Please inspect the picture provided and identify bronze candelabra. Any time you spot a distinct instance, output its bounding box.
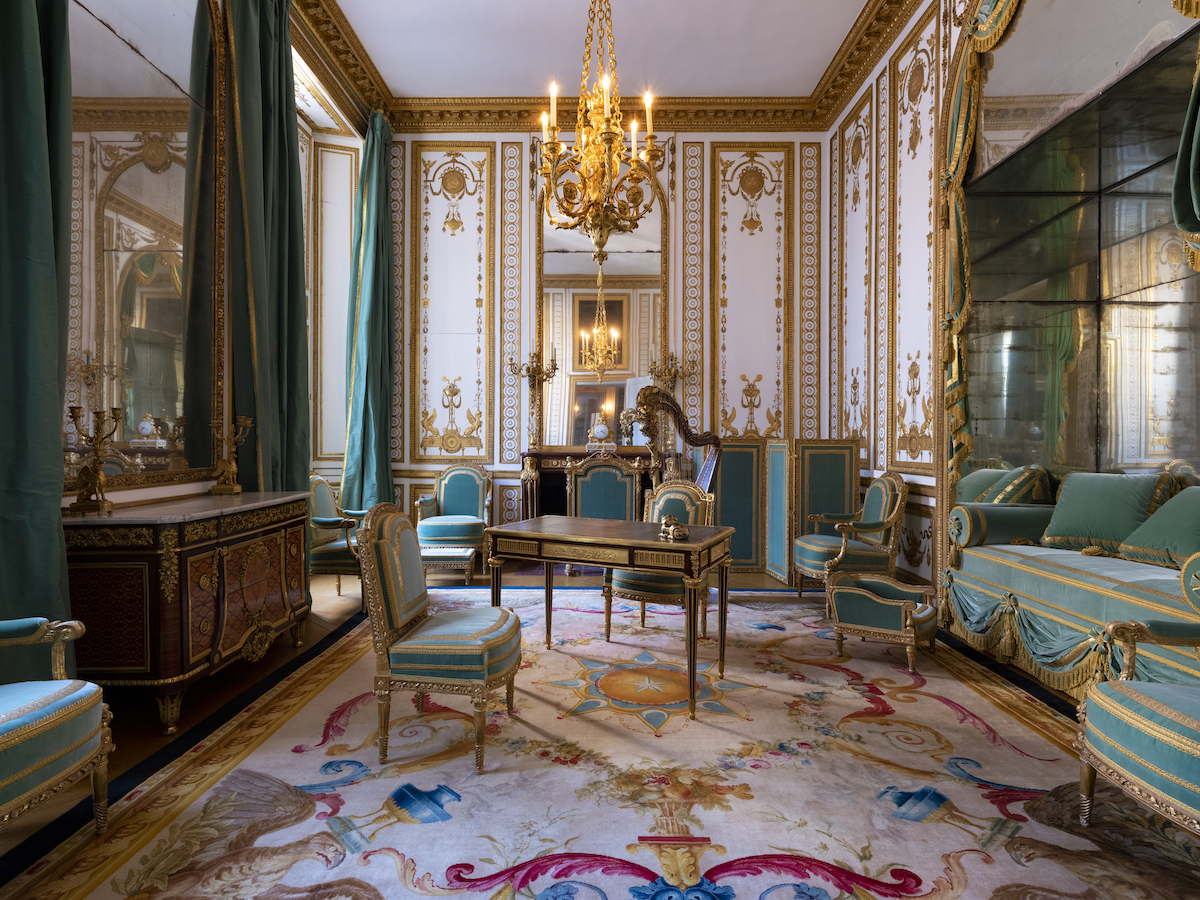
[508,351,558,451]
[67,406,122,516]
[648,352,698,394]
[210,416,253,494]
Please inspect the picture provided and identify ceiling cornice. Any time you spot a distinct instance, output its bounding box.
[73,98,189,131]
[295,0,925,134]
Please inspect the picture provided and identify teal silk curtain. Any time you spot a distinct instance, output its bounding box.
[1173,29,1200,266]
[182,0,216,468]
[340,112,395,510]
[227,0,309,492]
[941,0,1024,489]
[0,0,72,679]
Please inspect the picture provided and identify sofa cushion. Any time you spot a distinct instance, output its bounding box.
[955,468,1008,503]
[980,465,1050,504]
[1119,486,1200,568]
[1042,472,1175,553]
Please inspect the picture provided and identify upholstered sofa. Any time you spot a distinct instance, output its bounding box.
[944,470,1200,700]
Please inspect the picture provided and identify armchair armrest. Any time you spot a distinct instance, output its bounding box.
[340,509,368,520]
[0,618,86,679]
[836,518,888,535]
[413,495,437,522]
[312,516,357,529]
[810,512,859,524]
[1106,619,1200,680]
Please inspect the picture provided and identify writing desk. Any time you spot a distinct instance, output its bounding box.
[485,515,734,717]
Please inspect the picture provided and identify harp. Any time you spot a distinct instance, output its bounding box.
[633,385,721,491]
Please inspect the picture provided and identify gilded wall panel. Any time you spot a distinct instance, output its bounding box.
[410,143,495,464]
[311,142,359,462]
[889,4,939,473]
[500,142,523,465]
[682,142,706,427]
[829,131,841,438]
[543,290,568,446]
[876,68,890,473]
[837,93,874,459]
[798,143,821,439]
[66,141,86,431]
[390,140,405,464]
[709,144,794,440]
[499,484,522,525]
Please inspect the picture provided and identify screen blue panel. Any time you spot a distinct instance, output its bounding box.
[713,441,761,569]
[766,442,790,580]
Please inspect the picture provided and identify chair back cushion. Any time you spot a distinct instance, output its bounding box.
[437,466,487,518]
[571,463,639,520]
[644,481,713,526]
[362,506,429,634]
[309,474,339,544]
[859,476,902,549]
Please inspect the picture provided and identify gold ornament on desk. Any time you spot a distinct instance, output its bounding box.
[210,416,252,494]
[539,0,663,383]
[67,406,122,516]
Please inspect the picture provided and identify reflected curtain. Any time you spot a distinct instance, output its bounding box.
[340,112,395,510]
[182,0,216,467]
[227,0,309,492]
[941,0,1024,490]
[1172,24,1200,268]
[0,0,72,679]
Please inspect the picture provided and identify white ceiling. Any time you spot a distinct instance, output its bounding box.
[335,0,872,99]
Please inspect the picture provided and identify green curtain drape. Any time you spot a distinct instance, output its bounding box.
[182,0,216,468]
[340,112,395,511]
[0,0,72,680]
[227,0,309,492]
[941,0,1024,490]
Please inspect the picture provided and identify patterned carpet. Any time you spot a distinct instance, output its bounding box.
[7,590,1200,899]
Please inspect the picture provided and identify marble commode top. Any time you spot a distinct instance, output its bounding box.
[61,492,310,525]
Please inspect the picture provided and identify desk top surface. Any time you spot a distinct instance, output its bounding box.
[62,491,309,525]
[487,515,733,551]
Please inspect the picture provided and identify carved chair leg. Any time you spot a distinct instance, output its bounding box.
[415,692,426,714]
[834,630,844,656]
[795,569,805,602]
[906,644,917,675]
[91,759,109,834]
[337,575,341,595]
[473,695,488,774]
[1080,757,1097,827]
[640,601,647,627]
[376,686,391,763]
[603,583,614,641]
[506,677,515,713]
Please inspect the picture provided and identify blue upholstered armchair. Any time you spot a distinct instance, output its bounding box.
[793,471,908,608]
[604,479,715,639]
[358,505,521,774]
[413,464,492,563]
[1079,619,1200,837]
[0,618,113,834]
[309,472,367,596]
[563,452,646,576]
[826,572,936,674]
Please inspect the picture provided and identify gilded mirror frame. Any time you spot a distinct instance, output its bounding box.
[64,0,226,494]
[534,171,669,450]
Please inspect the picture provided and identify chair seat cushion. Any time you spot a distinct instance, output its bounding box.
[417,516,485,546]
[1084,679,1200,822]
[389,607,521,683]
[310,538,360,573]
[610,569,685,602]
[794,533,892,574]
[0,680,104,809]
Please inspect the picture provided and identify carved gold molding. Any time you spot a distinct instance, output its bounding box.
[72,98,189,130]
[295,0,926,133]
[106,189,185,247]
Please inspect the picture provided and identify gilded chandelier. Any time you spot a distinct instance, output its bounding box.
[540,0,663,382]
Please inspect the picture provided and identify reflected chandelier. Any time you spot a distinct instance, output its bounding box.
[540,0,663,381]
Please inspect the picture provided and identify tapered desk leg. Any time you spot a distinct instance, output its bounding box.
[684,576,703,719]
[544,561,554,649]
[489,555,503,607]
[718,561,730,679]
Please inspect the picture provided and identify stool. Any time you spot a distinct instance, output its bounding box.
[826,571,936,674]
[420,546,477,585]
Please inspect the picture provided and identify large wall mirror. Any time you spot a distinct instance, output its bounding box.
[963,4,1199,477]
[536,174,668,449]
[65,0,222,488]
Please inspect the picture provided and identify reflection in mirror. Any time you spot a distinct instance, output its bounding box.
[965,26,1200,478]
[538,175,667,448]
[975,0,1190,175]
[65,0,217,483]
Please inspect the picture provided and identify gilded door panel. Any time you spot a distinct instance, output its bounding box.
[218,532,287,659]
[186,550,218,665]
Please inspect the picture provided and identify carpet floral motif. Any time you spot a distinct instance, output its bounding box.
[7,590,1200,900]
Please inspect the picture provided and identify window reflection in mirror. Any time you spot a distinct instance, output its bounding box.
[67,0,216,480]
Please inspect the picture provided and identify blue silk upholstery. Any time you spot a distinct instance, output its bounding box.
[309,473,362,592]
[359,505,520,773]
[0,619,112,833]
[414,465,490,563]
